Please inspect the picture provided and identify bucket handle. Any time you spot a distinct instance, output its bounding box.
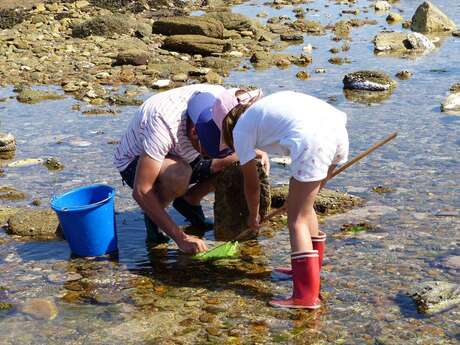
[51,189,115,212]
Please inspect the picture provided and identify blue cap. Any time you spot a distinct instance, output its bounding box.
[195,107,232,158]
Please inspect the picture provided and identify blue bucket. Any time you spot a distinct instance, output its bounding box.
[51,184,117,257]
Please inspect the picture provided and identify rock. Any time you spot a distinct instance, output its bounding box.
[343,71,396,91]
[74,0,90,9]
[203,71,223,84]
[375,1,391,11]
[453,30,460,37]
[16,88,64,104]
[333,20,351,39]
[214,162,270,241]
[291,19,325,35]
[280,33,303,42]
[162,35,227,56]
[449,83,460,92]
[72,15,134,38]
[172,73,188,82]
[315,68,326,73]
[344,89,394,104]
[0,186,26,201]
[44,157,64,171]
[250,51,272,67]
[108,94,143,106]
[395,70,413,80]
[5,208,60,240]
[409,281,460,314]
[374,31,434,53]
[206,11,260,32]
[0,301,13,310]
[0,132,16,156]
[0,8,27,30]
[152,79,171,89]
[295,71,310,80]
[441,256,460,270]
[20,298,58,320]
[114,49,149,66]
[152,17,224,39]
[441,93,460,113]
[7,158,44,168]
[386,12,403,24]
[411,1,457,33]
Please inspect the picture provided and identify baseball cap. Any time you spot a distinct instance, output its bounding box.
[187,89,224,124]
[195,107,232,158]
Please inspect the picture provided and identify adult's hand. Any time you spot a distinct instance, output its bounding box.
[177,235,208,254]
[255,150,270,176]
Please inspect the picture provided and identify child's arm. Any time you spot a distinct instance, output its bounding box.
[240,159,261,229]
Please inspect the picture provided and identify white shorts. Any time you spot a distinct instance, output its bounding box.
[290,126,349,182]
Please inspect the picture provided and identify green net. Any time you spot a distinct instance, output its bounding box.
[192,241,239,261]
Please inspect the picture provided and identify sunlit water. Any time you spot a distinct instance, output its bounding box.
[0,0,459,344]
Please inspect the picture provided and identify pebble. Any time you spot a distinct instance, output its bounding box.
[152,79,171,89]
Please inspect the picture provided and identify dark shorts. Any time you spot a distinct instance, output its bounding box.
[120,155,213,189]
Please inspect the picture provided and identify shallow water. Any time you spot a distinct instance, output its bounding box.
[1,0,460,344]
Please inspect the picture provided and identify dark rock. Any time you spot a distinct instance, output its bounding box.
[280,33,303,42]
[295,71,310,80]
[162,35,227,56]
[44,157,64,171]
[72,15,134,38]
[114,49,149,66]
[343,71,396,91]
[395,70,413,80]
[152,16,224,39]
[5,208,60,240]
[0,186,26,201]
[409,281,460,314]
[411,1,456,33]
[214,162,270,241]
[0,8,27,30]
[0,133,16,155]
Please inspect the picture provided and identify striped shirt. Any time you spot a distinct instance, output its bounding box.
[114,84,225,172]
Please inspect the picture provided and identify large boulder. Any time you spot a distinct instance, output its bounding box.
[4,207,60,240]
[72,15,135,38]
[162,35,227,56]
[411,1,456,33]
[152,16,224,38]
[214,162,270,241]
[343,71,396,91]
[374,31,435,53]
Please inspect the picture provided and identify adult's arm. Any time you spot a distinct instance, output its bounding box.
[240,158,261,230]
[132,153,207,254]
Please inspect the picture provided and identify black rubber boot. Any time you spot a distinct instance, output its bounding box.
[173,197,213,229]
[143,214,170,245]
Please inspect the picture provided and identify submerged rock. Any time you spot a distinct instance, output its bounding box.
[162,35,227,56]
[0,186,26,201]
[16,88,64,104]
[5,208,60,240]
[395,70,413,80]
[343,71,396,91]
[344,89,394,104]
[214,162,270,241]
[152,17,224,39]
[411,1,457,33]
[441,93,460,113]
[44,157,64,171]
[20,298,58,320]
[409,281,460,314]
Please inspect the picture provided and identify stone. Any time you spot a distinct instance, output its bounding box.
[114,49,149,66]
[344,89,394,104]
[280,34,303,42]
[396,70,413,80]
[333,20,351,39]
[374,31,434,53]
[409,281,460,314]
[214,162,270,241]
[162,35,227,56]
[72,15,134,38]
[291,19,325,35]
[5,208,60,240]
[412,1,457,32]
[74,1,90,9]
[152,17,224,39]
[295,71,310,80]
[44,157,64,171]
[449,83,460,92]
[343,71,396,91]
[206,11,260,32]
[386,12,403,24]
[16,88,64,104]
[315,68,326,73]
[0,186,26,201]
[203,71,223,84]
[441,93,460,113]
[0,132,16,155]
[20,298,58,320]
[453,30,460,37]
[172,73,188,82]
[375,1,391,12]
[108,94,143,106]
[152,79,171,89]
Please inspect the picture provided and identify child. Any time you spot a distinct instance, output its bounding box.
[211,89,349,309]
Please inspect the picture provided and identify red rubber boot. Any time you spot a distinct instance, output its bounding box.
[272,231,326,280]
[269,250,321,309]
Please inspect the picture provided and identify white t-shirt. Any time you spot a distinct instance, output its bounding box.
[233,91,349,182]
[114,84,225,172]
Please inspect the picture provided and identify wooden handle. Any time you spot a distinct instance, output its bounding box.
[263,132,398,223]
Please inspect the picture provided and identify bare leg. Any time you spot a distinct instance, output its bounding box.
[287,178,321,253]
[183,176,216,205]
[155,156,192,207]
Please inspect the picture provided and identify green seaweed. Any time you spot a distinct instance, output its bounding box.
[192,241,239,261]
